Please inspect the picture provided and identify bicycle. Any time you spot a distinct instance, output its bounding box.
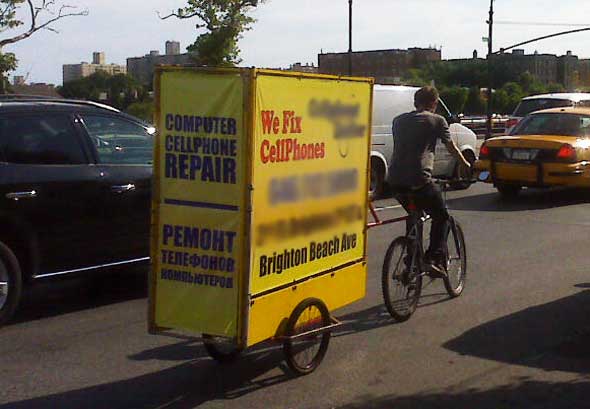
[381,179,468,322]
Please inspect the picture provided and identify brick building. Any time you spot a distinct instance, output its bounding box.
[267,62,319,73]
[577,59,590,87]
[127,41,194,86]
[11,76,61,98]
[289,62,318,73]
[494,49,590,89]
[318,47,441,84]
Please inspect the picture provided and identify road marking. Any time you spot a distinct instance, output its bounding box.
[374,204,402,211]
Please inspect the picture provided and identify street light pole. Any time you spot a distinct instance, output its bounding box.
[348,0,353,76]
[486,0,494,139]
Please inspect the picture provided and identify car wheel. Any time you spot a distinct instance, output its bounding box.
[497,184,521,198]
[0,241,22,326]
[369,159,385,200]
[451,151,476,190]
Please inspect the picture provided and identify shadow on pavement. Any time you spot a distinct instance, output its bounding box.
[10,267,148,325]
[333,284,449,338]
[443,287,590,374]
[447,187,590,212]
[2,297,461,409]
[337,287,590,409]
[338,378,590,409]
[129,338,212,362]
[128,304,402,364]
[333,295,448,340]
[130,286,449,364]
[0,345,294,409]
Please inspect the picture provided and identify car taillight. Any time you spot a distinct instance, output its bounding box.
[479,143,490,159]
[556,144,577,161]
[506,118,519,131]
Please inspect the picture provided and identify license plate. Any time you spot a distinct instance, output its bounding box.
[512,149,532,161]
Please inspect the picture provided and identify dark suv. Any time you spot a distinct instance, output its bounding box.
[0,98,154,324]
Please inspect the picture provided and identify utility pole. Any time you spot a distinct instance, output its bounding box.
[486,0,494,139]
[348,0,353,76]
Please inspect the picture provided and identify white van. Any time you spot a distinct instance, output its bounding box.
[370,85,478,198]
[506,93,590,134]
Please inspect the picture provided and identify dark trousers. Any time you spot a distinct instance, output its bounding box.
[393,182,449,259]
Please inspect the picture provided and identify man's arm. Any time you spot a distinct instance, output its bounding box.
[445,139,471,169]
[436,115,471,169]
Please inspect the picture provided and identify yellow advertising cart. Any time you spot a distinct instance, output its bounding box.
[149,66,374,375]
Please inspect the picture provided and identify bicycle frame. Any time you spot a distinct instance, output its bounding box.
[368,178,466,278]
[403,180,462,279]
[406,212,431,281]
[379,178,470,322]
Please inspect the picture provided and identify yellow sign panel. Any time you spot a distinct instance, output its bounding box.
[248,262,366,346]
[250,73,372,295]
[151,69,247,337]
[150,68,373,345]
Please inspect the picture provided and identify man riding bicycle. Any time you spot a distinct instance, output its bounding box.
[389,86,471,275]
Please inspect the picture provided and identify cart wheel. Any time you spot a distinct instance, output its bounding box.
[283,298,331,376]
[202,334,242,364]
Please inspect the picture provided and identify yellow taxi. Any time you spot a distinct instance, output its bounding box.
[475,107,590,197]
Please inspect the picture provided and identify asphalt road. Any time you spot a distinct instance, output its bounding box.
[1,183,590,409]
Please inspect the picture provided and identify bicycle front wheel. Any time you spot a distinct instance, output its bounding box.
[443,220,467,298]
[382,237,422,322]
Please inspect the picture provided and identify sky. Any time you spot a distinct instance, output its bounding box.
[6,0,590,85]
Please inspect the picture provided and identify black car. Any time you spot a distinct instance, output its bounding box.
[0,98,154,324]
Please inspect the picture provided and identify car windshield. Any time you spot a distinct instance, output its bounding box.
[512,113,590,136]
[513,99,574,117]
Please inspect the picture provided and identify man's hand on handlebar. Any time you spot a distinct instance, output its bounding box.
[445,140,471,171]
[460,157,472,169]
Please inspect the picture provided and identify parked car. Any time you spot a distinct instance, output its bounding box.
[0,98,154,324]
[476,106,590,197]
[505,93,590,134]
[370,85,478,198]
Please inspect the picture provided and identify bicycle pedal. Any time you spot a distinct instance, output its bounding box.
[426,264,447,279]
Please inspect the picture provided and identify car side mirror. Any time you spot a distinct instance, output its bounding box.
[448,114,460,124]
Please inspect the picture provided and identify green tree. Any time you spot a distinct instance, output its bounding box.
[410,60,488,89]
[517,71,548,95]
[160,0,265,66]
[0,52,16,91]
[518,72,534,92]
[503,82,524,96]
[107,73,147,110]
[126,100,155,123]
[440,86,468,114]
[491,88,510,114]
[501,82,525,114]
[464,87,486,115]
[546,82,566,93]
[58,72,147,111]
[0,1,87,91]
[402,68,429,87]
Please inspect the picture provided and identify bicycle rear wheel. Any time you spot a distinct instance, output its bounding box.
[443,220,467,298]
[382,237,422,322]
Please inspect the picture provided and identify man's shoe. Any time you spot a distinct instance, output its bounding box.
[425,261,447,279]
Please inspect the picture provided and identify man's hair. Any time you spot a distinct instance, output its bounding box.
[414,86,439,109]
